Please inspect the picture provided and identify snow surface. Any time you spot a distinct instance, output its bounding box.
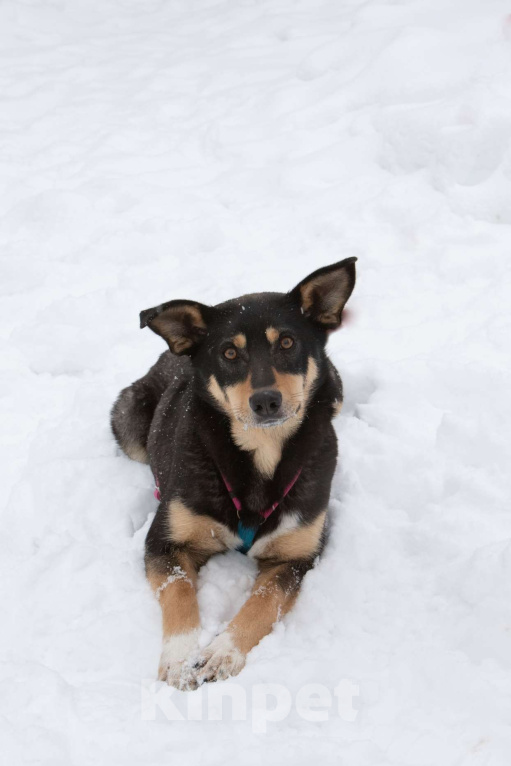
[1,0,511,763]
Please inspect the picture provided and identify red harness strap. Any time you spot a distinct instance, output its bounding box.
[221,468,302,521]
[221,468,302,553]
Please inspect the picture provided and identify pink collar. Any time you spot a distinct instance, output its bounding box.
[221,468,302,522]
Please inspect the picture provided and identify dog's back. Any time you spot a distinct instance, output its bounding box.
[111,351,190,464]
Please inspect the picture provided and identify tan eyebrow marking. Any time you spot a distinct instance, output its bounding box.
[233,333,247,349]
[265,327,279,344]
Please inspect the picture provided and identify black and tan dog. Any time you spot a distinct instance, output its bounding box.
[111,258,356,689]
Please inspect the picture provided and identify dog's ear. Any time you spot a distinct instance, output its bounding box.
[290,257,357,330]
[140,299,213,355]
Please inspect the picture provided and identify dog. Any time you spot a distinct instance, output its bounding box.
[111,258,356,689]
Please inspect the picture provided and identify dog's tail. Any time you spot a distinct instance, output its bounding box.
[111,351,186,464]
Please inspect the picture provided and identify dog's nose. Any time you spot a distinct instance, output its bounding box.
[249,390,283,419]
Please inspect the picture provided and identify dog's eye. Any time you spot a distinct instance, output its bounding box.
[280,336,294,350]
[224,347,237,360]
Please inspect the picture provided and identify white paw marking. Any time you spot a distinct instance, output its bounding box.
[158,630,200,690]
[195,632,246,683]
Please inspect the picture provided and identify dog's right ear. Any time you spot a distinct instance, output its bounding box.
[140,299,213,355]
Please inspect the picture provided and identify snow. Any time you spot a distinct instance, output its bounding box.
[1,0,511,763]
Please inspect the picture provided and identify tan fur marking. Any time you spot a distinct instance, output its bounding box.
[233,333,247,349]
[227,565,298,655]
[210,360,318,479]
[265,327,279,344]
[209,373,256,418]
[208,374,228,409]
[300,272,351,316]
[172,337,193,354]
[272,369,305,401]
[255,510,326,561]
[272,356,318,409]
[151,304,205,353]
[230,419,297,478]
[300,281,316,312]
[123,441,149,464]
[208,372,289,477]
[224,375,254,415]
[332,399,343,417]
[153,303,205,331]
[186,306,206,329]
[230,358,319,478]
[168,499,237,553]
[303,356,319,399]
[147,559,200,638]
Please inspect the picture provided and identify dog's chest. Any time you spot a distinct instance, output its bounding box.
[168,496,301,558]
[248,513,300,559]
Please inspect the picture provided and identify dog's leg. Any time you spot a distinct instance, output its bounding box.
[196,511,326,683]
[195,558,314,683]
[147,497,237,688]
[146,549,203,690]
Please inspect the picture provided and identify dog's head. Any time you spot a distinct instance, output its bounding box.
[140,259,356,431]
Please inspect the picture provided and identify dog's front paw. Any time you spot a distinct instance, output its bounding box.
[160,660,199,691]
[195,632,246,684]
[158,631,200,691]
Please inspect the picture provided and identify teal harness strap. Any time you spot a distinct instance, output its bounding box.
[237,522,258,554]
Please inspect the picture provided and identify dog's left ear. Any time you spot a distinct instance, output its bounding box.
[139,299,213,355]
[290,257,357,330]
